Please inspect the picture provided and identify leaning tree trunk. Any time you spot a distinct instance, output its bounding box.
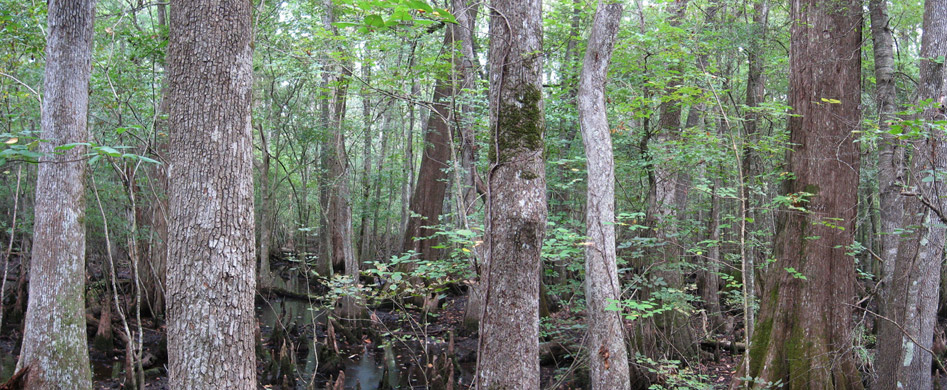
[737,0,864,388]
[578,1,630,388]
[165,0,257,388]
[874,1,947,388]
[16,0,95,388]
[475,0,547,386]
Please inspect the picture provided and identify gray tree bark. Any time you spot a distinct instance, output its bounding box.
[875,1,947,388]
[578,1,630,388]
[870,0,904,305]
[475,0,547,385]
[17,0,95,388]
[165,0,257,388]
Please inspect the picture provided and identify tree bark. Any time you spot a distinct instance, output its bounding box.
[475,0,547,385]
[401,33,454,264]
[874,1,947,388]
[738,0,863,388]
[578,1,630,388]
[165,0,257,388]
[325,66,362,318]
[17,0,95,388]
[870,0,904,306]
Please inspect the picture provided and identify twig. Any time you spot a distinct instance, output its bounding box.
[846,303,946,373]
[91,174,140,389]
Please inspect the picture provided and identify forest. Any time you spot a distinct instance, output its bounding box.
[0,0,945,388]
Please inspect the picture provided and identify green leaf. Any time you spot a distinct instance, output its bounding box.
[407,0,434,13]
[364,14,385,28]
[96,146,121,157]
[332,22,360,28]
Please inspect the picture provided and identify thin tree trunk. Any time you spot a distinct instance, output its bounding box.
[165,0,257,387]
[578,1,630,388]
[741,0,768,341]
[476,0,546,385]
[358,57,373,264]
[259,124,277,286]
[642,0,697,361]
[737,0,863,387]
[875,1,947,388]
[869,0,904,308]
[17,0,95,387]
[370,108,393,261]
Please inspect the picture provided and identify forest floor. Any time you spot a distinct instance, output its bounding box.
[0,254,742,389]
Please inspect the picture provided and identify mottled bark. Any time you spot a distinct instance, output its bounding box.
[875,1,947,388]
[578,1,630,388]
[17,0,95,388]
[165,0,257,388]
[475,0,547,385]
[739,0,863,388]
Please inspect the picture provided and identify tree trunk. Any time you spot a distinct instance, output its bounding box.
[358,57,374,264]
[321,2,359,308]
[17,1,95,387]
[874,1,947,388]
[578,1,630,388]
[870,0,904,307]
[258,124,277,286]
[738,0,863,388]
[165,0,257,388]
[741,0,769,341]
[325,66,362,318]
[642,0,698,361]
[475,0,547,386]
[402,25,466,265]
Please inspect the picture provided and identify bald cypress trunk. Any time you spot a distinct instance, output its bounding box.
[165,0,257,387]
[738,0,864,388]
[17,0,95,388]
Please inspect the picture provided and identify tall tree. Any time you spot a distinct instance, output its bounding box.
[741,0,769,341]
[874,1,947,388]
[165,0,257,387]
[739,0,863,387]
[578,0,630,388]
[475,0,547,385]
[641,0,698,361]
[401,34,454,266]
[16,0,95,388]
